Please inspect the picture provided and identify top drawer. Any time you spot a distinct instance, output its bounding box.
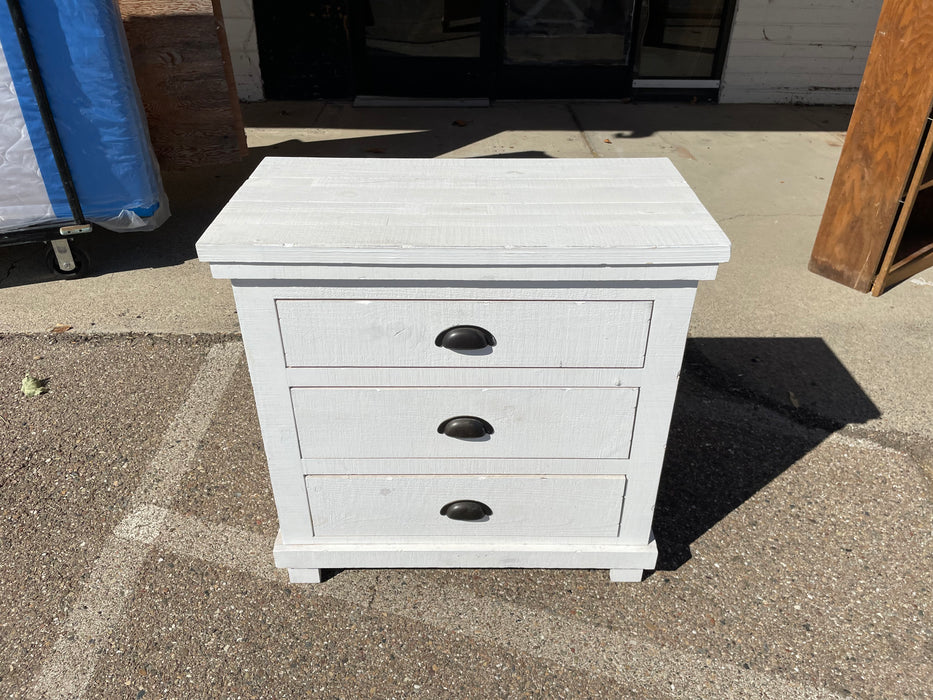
[277,299,652,368]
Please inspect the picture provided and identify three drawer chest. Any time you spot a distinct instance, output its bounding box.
[196,157,730,583]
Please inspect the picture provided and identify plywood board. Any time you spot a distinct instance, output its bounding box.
[118,0,247,170]
[809,0,933,292]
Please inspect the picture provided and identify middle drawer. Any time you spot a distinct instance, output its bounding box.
[290,387,638,459]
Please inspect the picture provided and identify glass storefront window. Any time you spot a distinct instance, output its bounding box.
[505,0,634,65]
[637,0,726,78]
[363,0,483,59]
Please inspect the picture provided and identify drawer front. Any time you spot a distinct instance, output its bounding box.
[291,387,638,459]
[305,475,626,539]
[277,299,652,368]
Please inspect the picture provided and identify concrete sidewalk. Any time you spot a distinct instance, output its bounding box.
[0,102,930,699]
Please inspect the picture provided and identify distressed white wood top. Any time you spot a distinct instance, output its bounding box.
[196,157,730,267]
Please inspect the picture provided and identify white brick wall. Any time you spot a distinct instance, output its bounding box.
[719,0,883,104]
[219,0,264,101]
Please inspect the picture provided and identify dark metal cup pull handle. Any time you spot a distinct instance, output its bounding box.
[435,325,496,350]
[440,500,492,521]
[437,416,494,438]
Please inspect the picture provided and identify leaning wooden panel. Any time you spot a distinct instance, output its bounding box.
[809,0,933,292]
[871,119,933,294]
[118,0,247,170]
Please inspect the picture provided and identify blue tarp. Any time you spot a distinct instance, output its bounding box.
[0,0,167,233]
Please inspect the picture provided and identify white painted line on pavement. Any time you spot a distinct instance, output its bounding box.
[112,503,169,545]
[140,504,281,583]
[825,433,909,456]
[29,341,243,700]
[145,509,843,700]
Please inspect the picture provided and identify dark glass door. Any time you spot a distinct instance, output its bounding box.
[350,0,495,97]
[255,0,735,99]
[636,0,733,79]
[497,0,635,98]
[350,0,636,98]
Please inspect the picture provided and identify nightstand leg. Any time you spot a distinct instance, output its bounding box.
[609,568,644,582]
[288,568,322,583]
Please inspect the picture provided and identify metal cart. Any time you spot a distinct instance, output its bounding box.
[1,0,168,277]
[1,0,90,276]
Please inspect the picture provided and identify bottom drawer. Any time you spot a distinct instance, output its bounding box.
[305,475,626,539]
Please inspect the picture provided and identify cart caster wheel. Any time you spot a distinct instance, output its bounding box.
[46,245,89,278]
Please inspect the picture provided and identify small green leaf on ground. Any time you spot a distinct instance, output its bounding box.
[22,374,48,397]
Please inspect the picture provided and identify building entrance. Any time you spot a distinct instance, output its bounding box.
[253,0,734,100]
[350,0,636,99]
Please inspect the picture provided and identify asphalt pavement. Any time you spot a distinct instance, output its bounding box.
[0,101,930,699]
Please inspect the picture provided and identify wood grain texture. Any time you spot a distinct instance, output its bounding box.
[304,475,626,539]
[200,158,728,578]
[273,533,659,570]
[118,0,247,170]
[230,281,699,548]
[196,158,731,266]
[881,241,933,287]
[290,387,638,459]
[277,299,653,369]
[809,0,933,291]
[231,284,313,543]
[872,120,933,293]
[207,262,721,281]
[229,281,699,547]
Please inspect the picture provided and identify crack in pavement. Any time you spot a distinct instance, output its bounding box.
[566,104,601,158]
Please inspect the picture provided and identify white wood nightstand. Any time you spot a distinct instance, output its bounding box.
[196,157,730,583]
